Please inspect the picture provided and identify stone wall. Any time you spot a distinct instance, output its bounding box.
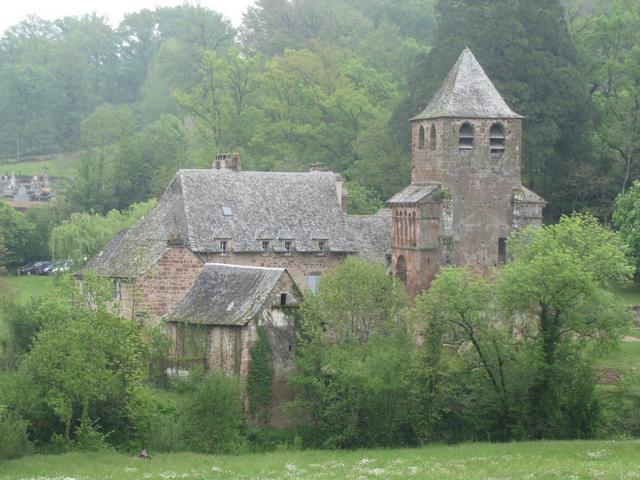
[198,250,348,292]
[119,247,204,322]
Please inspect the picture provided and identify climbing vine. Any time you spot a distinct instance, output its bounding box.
[247,325,274,424]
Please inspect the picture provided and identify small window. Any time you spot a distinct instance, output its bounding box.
[459,122,474,150]
[222,206,233,216]
[418,125,425,149]
[113,279,121,302]
[429,124,436,151]
[498,237,507,264]
[490,123,505,153]
[307,273,321,293]
[280,293,287,306]
[318,241,325,255]
[261,240,269,255]
[284,241,292,255]
[220,240,228,256]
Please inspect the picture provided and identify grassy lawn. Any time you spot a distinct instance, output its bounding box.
[2,275,57,304]
[0,151,81,177]
[1,440,639,479]
[596,341,640,370]
[610,281,640,306]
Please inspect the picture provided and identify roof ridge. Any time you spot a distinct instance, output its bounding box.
[204,263,285,272]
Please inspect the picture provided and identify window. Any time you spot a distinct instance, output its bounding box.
[307,273,321,293]
[220,240,228,256]
[498,237,507,264]
[429,124,436,151]
[261,240,269,255]
[113,279,121,302]
[318,240,325,255]
[490,123,505,153]
[284,241,292,255]
[459,122,474,150]
[418,125,425,149]
[222,206,233,216]
[280,293,287,306]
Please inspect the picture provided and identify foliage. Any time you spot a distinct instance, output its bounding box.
[183,372,247,454]
[497,214,633,438]
[0,405,31,459]
[291,258,412,448]
[247,325,274,425]
[345,181,383,214]
[613,180,640,272]
[0,202,36,266]
[6,274,150,447]
[49,198,155,267]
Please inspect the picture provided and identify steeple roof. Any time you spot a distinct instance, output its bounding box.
[412,48,523,120]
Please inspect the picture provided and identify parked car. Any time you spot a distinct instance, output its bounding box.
[33,261,52,275]
[44,260,72,275]
[17,261,36,275]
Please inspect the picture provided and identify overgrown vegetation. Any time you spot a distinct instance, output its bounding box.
[247,325,275,425]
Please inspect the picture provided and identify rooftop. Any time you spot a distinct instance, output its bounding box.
[412,48,523,121]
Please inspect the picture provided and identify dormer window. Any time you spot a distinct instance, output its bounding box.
[284,241,292,255]
[261,240,269,255]
[219,240,228,256]
[459,123,474,150]
[418,125,425,150]
[318,241,325,255]
[490,123,505,153]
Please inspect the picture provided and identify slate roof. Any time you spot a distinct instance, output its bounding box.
[514,185,547,204]
[412,48,523,120]
[387,183,441,204]
[164,264,289,326]
[83,176,189,277]
[85,168,391,278]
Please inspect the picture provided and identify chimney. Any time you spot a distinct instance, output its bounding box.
[213,153,241,171]
[335,174,348,212]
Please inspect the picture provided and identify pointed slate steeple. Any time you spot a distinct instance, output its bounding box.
[413,48,522,120]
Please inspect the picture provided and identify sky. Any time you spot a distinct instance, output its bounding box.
[0,0,256,34]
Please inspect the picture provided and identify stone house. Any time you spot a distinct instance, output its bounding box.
[388,48,545,296]
[84,158,390,322]
[164,263,301,427]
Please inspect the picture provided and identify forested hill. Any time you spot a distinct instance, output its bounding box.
[0,0,637,220]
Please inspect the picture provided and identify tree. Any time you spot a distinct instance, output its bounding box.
[290,258,413,448]
[400,0,593,218]
[497,214,633,437]
[573,0,640,199]
[0,202,36,267]
[612,180,640,273]
[49,199,156,267]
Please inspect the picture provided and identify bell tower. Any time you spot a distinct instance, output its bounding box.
[388,48,545,296]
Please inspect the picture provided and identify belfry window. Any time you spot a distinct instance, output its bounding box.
[490,123,505,153]
[459,123,474,150]
[418,125,425,150]
[429,124,436,151]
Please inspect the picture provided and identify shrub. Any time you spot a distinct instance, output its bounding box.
[183,372,247,453]
[0,405,31,459]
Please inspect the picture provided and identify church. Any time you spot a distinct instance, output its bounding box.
[84,48,544,424]
[388,48,545,296]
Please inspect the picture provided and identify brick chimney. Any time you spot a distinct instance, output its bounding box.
[213,153,241,171]
[335,174,348,212]
[309,163,329,172]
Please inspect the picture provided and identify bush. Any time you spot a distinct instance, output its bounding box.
[183,373,247,453]
[0,405,31,459]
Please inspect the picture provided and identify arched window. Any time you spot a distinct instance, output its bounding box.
[490,123,505,153]
[396,255,407,284]
[418,125,425,150]
[459,123,474,150]
[429,124,436,151]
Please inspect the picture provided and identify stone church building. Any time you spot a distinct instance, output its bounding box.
[388,48,545,296]
[84,47,544,424]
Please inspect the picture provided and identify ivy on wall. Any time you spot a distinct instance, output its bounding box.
[247,325,274,424]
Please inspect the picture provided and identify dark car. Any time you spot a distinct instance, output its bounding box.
[17,262,36,275]
[34,261,52,275]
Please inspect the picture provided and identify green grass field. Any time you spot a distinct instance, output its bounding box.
[1,440,639,479]
[0,151,81,177]
[2,275,57,304]
[610,281,640,306]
